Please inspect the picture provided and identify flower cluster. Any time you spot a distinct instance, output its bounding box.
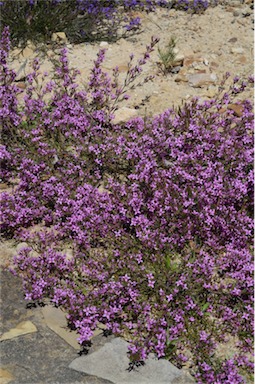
[1,27,254,383]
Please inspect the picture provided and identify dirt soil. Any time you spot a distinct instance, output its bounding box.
[9,0,254,118]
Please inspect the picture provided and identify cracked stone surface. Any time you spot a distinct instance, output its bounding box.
[0,269,113,384]
[0,269,195,384]
[69,338,195,384]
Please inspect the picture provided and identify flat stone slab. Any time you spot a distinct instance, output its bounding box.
[0,321,37,341]
[42,305,81,350]
[0,368,15,384]
[42,306,106,350]
[69,337,193,384]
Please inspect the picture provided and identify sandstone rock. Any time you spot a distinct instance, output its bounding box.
[42,306,106,349]
[51,32,68,44]
[16,82,26,90]
[0,368,14,384]
[21,46,34,59]
[175,68,188,83]
[42,306,80,350]
[0,321,37,341]
[236,55,247,64]
[183,56,204,68]
[112,107,139,124]
[227,103,244,117]
[0,183,9,190]
[188,73,217,88]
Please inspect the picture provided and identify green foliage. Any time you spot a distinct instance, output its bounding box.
[157,36,178,75]
[0,0,80,47]
[0,0,138,47]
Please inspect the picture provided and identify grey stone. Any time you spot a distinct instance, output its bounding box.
[188,73,217,88]
[69,337,192,384]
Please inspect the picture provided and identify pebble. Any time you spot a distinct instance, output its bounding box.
[242,7,252,17]
[16,82,26,90]
[230,47,244,54]
[228,37,238,43]
[21,46,34,59]
[233,10,240,17]
[112,107,139,124]
[51,32,68,44]
[99,41,109,47]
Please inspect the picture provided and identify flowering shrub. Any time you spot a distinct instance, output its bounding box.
[1,27,254,383]
[0,0,214,47]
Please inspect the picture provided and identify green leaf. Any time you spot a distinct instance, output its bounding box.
[202,302,210,312]
[165,254,171,270]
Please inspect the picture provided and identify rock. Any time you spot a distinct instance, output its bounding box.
[51,32,68,44]
[0,241,17,268]
[16,242,29,252]
[0,183,9,190]
[233,10,240,17]
[209,61,219,71]
[183,55,204,68]
[69,337,195,384]
[175,68,188,83]
[42,306,106,349]
[188,73,217,88]
[0,368,14,384]
[228,37,238,43]
[171,65,182,74]
[118,64,129,73]
[242,7,252,16]
[99,41,109,47]
[112,107,139,124]
[21,46,34,59]
[236,55,247,64]
[26,40,36,51]
[0,321,37,341]
[230,47,244,54]
[173,53,184,67]
[16,82,26,90]
[227,103,244,117]
[42,305,80,350]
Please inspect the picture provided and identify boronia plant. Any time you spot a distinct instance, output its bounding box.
[0,26,254,384]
